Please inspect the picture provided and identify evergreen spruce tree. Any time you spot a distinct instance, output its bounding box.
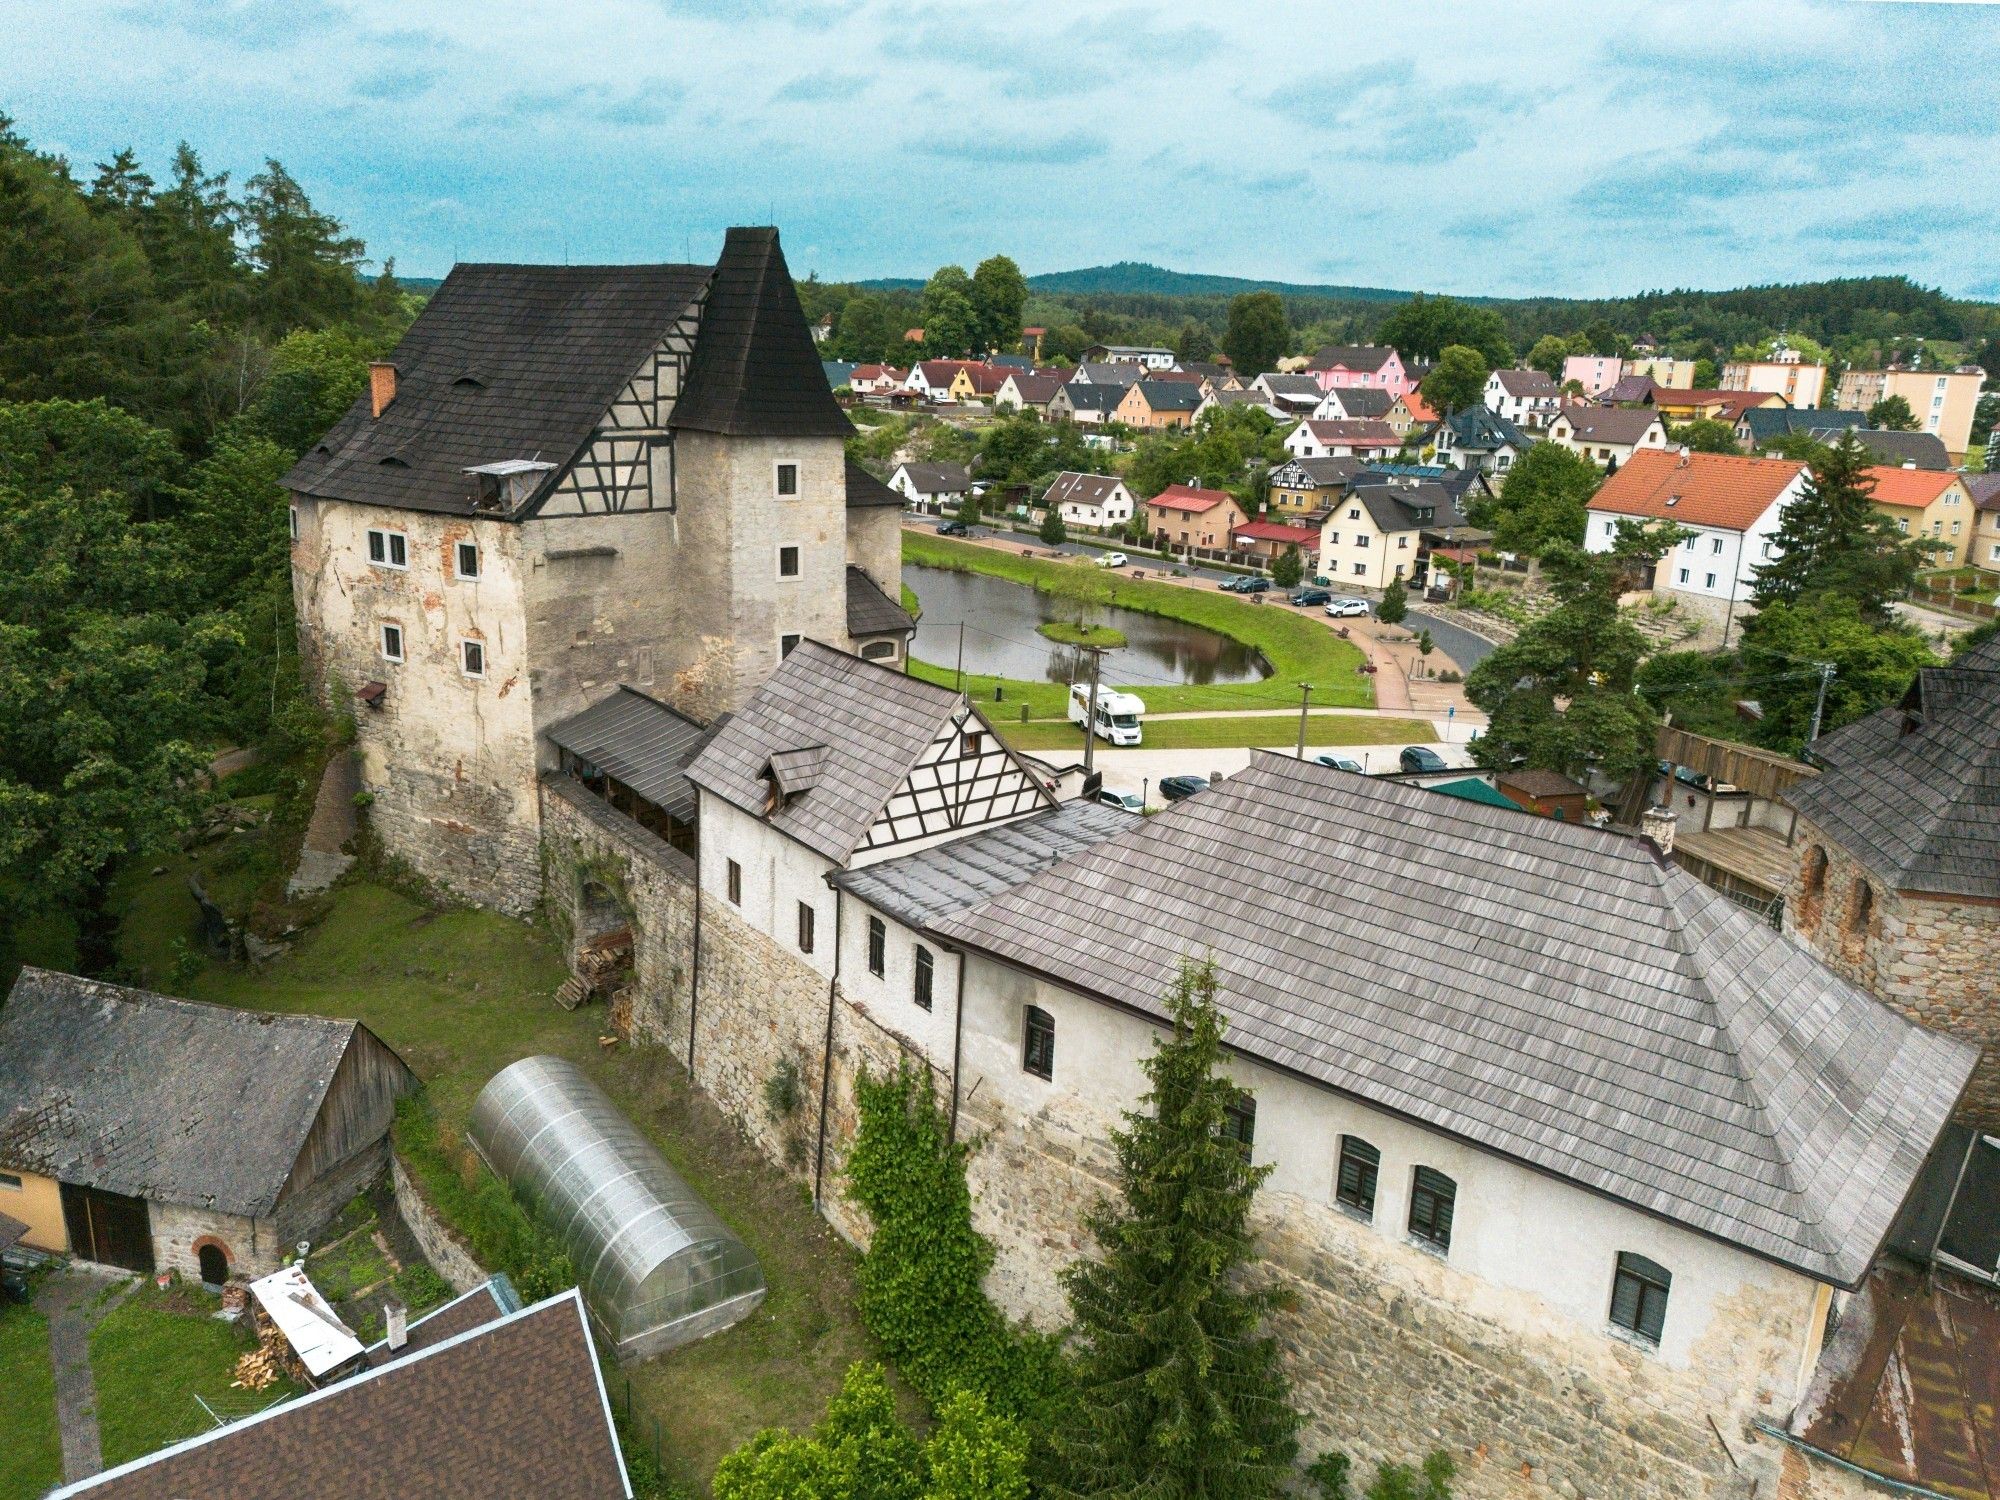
[1750,430,1927,622]
[1040,507,1069,547]
[1050,959,1301,1500]
[1377,575,1408,625]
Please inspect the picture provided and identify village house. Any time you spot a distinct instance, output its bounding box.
[1083,343,1177,369]
[1560,353,1623,397]
[1283,418,1402,460]
[993,370,1066,415]
[821,359,857,390]
[1386,387,1438,439]
[1308,385,1395,423]
[0,970,416,1284]
[847,363,905,395]
[283,227,906,912]
[1302,343,1411,397]
[1584,448,1809,629]
[1543,405,1670,468]
[1230,518,1319,569]
[1180,360,1239,391]
[1115,378,1203,429]
[1145,482,1248,553]
[1196,385,1285,422]
[1042,471,1135,530]
[1645,387,1784,426]
[1252,372,1328,417]
[1431,406,1530,473]
[1720,349,1827,410]
[1970,473,2000,572]
[1316,479,1468,590]
[1737,414,1948,471]
[1834,365,1986,460]
[1482,368,1562,429]
[1066,361,1145,389]
[1863,464,1976,567]
[49,1287,630,1500]
[1267,455,1363,517]
[1048,382,1124,425]
[886,460,971,512]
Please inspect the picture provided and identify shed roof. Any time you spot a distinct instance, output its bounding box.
[0,971,410,1218]
[933,755,1974,1286]
[544,688,713,823]
[846,567,915,639]
[844,459,904,509]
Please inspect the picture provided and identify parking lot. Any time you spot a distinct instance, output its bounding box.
[1088,730,1480,810]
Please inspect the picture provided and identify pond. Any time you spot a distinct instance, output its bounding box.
[905,565,1274,687]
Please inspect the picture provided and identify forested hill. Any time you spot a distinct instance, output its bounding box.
[860,263,1417,302]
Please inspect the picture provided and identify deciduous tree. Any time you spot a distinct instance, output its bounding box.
[1470,440,1599,556]
[970,255,1028,355]
[1223,292,1289,376]
[1866,394,1919,431]
[1666,418,1739,454]
[1420,345,1487,419]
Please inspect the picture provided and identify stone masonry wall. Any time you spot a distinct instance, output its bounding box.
[391,1153,489,1295]
[1786,815,2000,1127]
[149,1203,278,1282]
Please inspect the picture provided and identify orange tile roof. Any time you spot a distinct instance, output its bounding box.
[1399,391,1438,422]
[1586,448,1805,532]
[1148,483,1235,513]
[1864,466,1960,509]
[1233,520,1317,543]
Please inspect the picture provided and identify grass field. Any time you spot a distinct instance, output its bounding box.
[0,1304,64,1497]
[903,530,1373,716]
[110,850,883,1495]
[999,714,1437,753]
[91,1283,302,1469]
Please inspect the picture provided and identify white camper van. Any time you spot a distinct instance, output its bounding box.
[1068,683,1146,747]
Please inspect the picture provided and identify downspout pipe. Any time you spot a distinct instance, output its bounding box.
[947,947,968,1143]
[812,891,845,1209]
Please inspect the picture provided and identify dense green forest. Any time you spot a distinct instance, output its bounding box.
[0,115,415,973]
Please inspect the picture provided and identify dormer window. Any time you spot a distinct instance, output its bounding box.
[465,459,556,512]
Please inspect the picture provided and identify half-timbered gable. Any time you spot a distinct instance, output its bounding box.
[532,307,701,518]
[853,707,1052,861]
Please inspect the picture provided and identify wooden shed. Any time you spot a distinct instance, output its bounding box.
[1495,769,1592,822]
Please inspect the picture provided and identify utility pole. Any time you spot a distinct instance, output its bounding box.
[1295,682,1314,759]
[1081,646,1106,778]
[1808,662,1836,744]
[954,622,965,692]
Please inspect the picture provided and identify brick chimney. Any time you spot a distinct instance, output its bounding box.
[383,1296,408,1351]
[369,361,398,418]
[1640,805,1678,860]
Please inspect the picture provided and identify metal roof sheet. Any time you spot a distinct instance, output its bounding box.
[544,688,711,823]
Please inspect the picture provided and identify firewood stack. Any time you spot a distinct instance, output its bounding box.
[232,1303,310,1390]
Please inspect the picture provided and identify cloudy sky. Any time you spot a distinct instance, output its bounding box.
[7,0,1998,298]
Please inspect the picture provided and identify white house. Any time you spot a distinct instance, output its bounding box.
[1042,471,1135,530]
[886,461,971,512]
[1543,405,1670,468]
[1086,345,1177,370]
[1431,407,1530,474]
[1585,448,1810,622]
[1483,368,1562,429]
[1308,386,1395,423]
[1282,419,1402,460]
[848,364,905,395]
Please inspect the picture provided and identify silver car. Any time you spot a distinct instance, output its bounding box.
[1324,597,1371,618]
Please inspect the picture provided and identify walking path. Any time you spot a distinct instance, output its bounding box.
[288,752,358,897]
[37,1267,135,1484]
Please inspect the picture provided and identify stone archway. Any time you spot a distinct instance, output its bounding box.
[193,1237,232,1287]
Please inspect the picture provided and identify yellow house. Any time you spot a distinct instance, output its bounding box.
[1867,467,1976,568]
[1835,367,1986,461]
[1115,379,1201,430]
[0,1167,66,1253]
[1971,478,2000,574]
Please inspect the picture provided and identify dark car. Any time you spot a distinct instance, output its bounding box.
[937,520,970,536]
[1400,745,1448,774]
[1289,587,1331,607]
[1221,575,1271,594]
[1159,774,1208,802]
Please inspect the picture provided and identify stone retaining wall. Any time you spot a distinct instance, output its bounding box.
[390,1153,488,1295]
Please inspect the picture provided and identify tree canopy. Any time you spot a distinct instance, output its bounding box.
[1470,440,1600,556]
[1376,294,1512,366]
[1223,292,1289,375]
[1866,394,1919,431]
[1419,345,1488,418]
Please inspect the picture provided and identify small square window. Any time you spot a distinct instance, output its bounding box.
[867,916,885,977]
[455,541,480,580]
[380,624,404,663]
[1352,563,1366,576]
[797,901,816,954]
[726,859,742,905]
[778,545,800,579]
[460,639,485,678]
[780,633,801,658]
[776,462,799,497]
[914,945,934,1011]
[963,729,984,756]
[1023,1005,1054,1079]
[367,528,408,568]
[1336,1136,1378,1217]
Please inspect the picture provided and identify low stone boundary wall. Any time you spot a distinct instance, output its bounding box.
[391,1153,488,1295]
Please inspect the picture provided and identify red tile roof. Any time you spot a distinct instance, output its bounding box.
[1398,391,1438,422]
[1864,466,1960,509]
[1234,521,1318,544]
[1148,484,1235,514]
[1586,448,1806,532]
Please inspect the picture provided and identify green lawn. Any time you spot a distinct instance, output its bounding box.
[91,1283,302,1468]
[0,1305,63,1498]
[903,530,1373,716]
[999,714,1437,753]
[110,854,883,1494]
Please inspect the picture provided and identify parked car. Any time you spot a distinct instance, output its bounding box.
[1096,788,1144,812]
[1400,745,1448,773]
[1289,587,1331,607]
[1221,575,1271,594]
[1324,597,1371,618]
[1159,774,1208,802]
[1312,754,1363,773]
[937,520,970,536]
[1096,551,1130,568]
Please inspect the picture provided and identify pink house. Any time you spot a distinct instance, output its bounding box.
[1303,344,1410,398]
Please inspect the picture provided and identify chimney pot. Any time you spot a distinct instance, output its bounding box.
[369,361,398,419]
[384,1296,408,1351]
[1640,805,1678,860]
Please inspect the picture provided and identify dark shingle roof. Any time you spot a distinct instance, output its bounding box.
[1824,429,1949,470]
[1440,407,1529,452]
[833,801,1138,928]
[1136,380,1203,412]
[1552,405,1664,445]
[893,461,970,495]
[1788,644,2000,899]
[1306,344,1395,372]
[1043,472,1128,508]
[0,971,410,1217]
[283,263,710,516]
[1271,456,1362,490]
[933,755,1974,1286]
[846,567,915,639]
[1739,407,1867,444]
[1324,387,1393,418]
[53,1291,629,1500]
[844,460,904,509]
[544,687,713,823]
[672,228,852,440]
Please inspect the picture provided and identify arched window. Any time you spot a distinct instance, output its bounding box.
[1802,846,1827,898]
[196,1242,231,1287]
[1848,879,1874,933]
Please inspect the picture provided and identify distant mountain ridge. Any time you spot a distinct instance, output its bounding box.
[854,261,1418,302]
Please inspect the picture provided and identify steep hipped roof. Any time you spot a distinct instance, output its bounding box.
[1788,637,2000,900]
[52,1291,629,1500]
[844,459,904,509]
[934,756,1974,1286]
[1587,448,1804,533]
[284,262,710,516]
[544,687,713,823]
[833,801,1138,929]
[673,228,851,439]
[1968,473,2000,510]
[0,971,410,1217]
[846,566,915,639]
[1439,406,1529,452]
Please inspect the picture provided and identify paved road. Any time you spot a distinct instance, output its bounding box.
[1091,739,1479,810]
[1406,610,1498,673]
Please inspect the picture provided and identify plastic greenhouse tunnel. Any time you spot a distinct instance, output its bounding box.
[467,1055,766,1362]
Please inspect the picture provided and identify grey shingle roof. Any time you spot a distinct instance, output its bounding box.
[1043,472,1127,508]
[686,640,987,864]
[1788,642,2000,899]
[0,970,408,1217]
[844,460,903,509]
[1136,380,1203,412]
[1494,367,1560,398]
[1819,428,1949,470]
[673,228,852,440]
[1552,405,1663,445]
[284,263,710,516]
[833,801,1138,928]
[846,566,914,639]
[1739,407,1867,444]
[1324,387,1393,419]
[1070,363,1143,387]
[1306,345,1395,372]
[933,755,1974,1285]
[545,687,713,823]
[1260,374,1324,398]
[1271,456,1362,490]
[893,462,970,495]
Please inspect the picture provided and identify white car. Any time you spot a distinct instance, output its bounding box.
[1096,551,1130,568]
[1096,788,1144,812]
[1324,597,1371,618]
